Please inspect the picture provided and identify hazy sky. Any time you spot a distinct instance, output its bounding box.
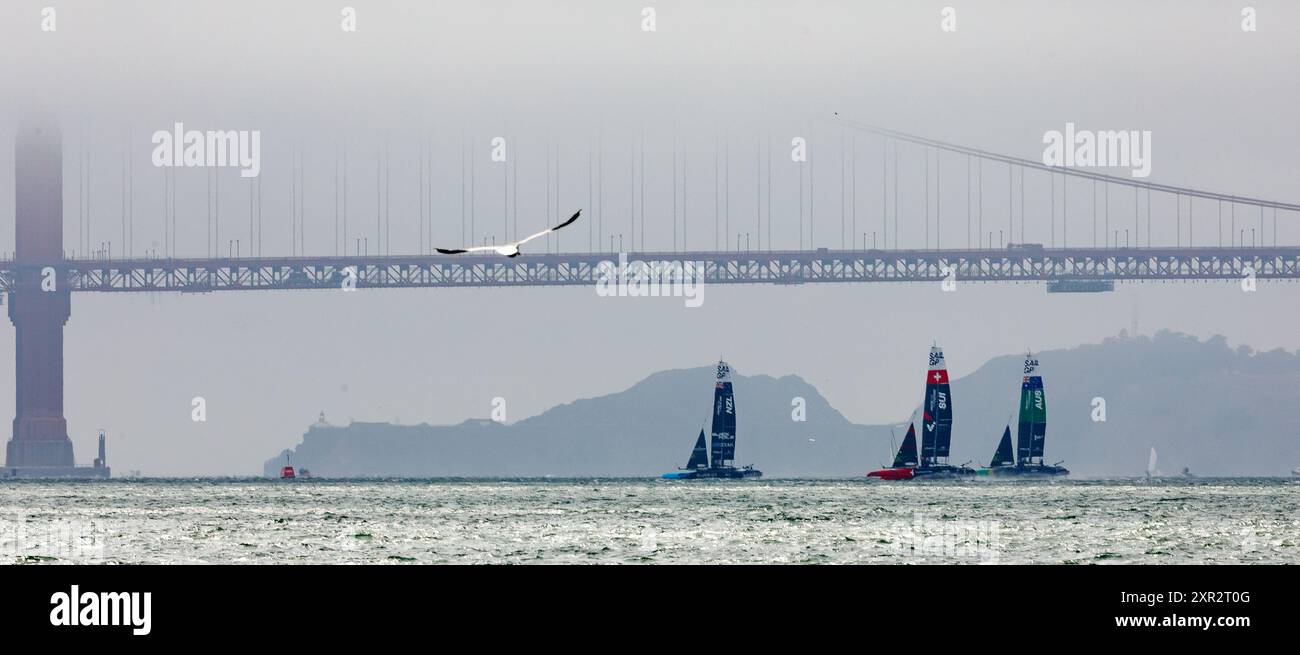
[1,1,1298,474]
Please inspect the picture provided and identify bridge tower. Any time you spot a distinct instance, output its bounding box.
[4,122,79,474]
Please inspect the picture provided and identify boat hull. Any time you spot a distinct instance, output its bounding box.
[976,464,1069,478]
[866,467,914,480]
[867,465,975,480]
[662,467,762,480]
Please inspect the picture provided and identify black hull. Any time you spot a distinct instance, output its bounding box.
[978,464,1070,478]
[910,464,976,479]
[662,466,762,480]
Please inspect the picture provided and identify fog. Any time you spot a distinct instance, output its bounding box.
[0,1,1297,474]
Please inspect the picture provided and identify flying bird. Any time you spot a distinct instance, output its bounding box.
[437,210,581,257]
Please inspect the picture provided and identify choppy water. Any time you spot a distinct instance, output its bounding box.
[2,478,1297,564]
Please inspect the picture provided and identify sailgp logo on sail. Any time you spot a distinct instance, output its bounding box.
[1042,122,1151,178]
[595,253,705,308]
[151,123,262,178]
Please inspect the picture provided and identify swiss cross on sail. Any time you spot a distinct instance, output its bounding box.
[921,346,953,466]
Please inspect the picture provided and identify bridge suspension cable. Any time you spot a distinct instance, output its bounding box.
[827,115,1300,212]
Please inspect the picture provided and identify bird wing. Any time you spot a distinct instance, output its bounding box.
[436,245,497,254]
[517,209,582,245]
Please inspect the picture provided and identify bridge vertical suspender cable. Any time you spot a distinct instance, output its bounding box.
[126,124,131,257]
[556,144,562,252]
[766,133,772,252]
[465,133,470,253]
[545,137,551,252]
[78,128,83,257]
[341,142,347,257]
[212,165,217,257]
[257,169,262,258]
[339,140,344,257]
[640,131,646,251]
[631,135,638,250]
[470,136,476,249]
[121,129,125,260]
[385,138,390,256]
[851,133,856,250]
[505,132,511,250]
[257,164,261,259]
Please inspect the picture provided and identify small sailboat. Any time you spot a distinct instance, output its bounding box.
[984,425,1015,469]
[977,353,1068,478]
[1146,447,1158,478]
[662,360,762,480]
[868,345,975,480]
[867,423,920,480]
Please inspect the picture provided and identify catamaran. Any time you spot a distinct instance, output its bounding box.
[868,345,975,480]
[977,353,1069,478]
[662,360,762,480]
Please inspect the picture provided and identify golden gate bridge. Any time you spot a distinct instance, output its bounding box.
[2,120,1298,475]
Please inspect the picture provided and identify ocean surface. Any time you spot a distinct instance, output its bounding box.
[2,478,1297,564]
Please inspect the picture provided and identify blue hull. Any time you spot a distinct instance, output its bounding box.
[661,467,762,480]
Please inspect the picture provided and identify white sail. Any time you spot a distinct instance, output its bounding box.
[1147,447,1158,477]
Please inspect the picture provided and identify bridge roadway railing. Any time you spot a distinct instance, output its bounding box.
[1,247,1299,293]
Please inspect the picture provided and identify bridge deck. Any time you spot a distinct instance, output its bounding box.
[1,246,1297,293]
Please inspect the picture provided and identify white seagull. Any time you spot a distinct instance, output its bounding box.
[437,210,581,257]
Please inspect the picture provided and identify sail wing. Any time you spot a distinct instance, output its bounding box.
[1016,355,1046,463]
[990,425,1015,467]
[709,361,737,467]
[686,429,709,469]
[921,346,953,464]
[892,423,919,468]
